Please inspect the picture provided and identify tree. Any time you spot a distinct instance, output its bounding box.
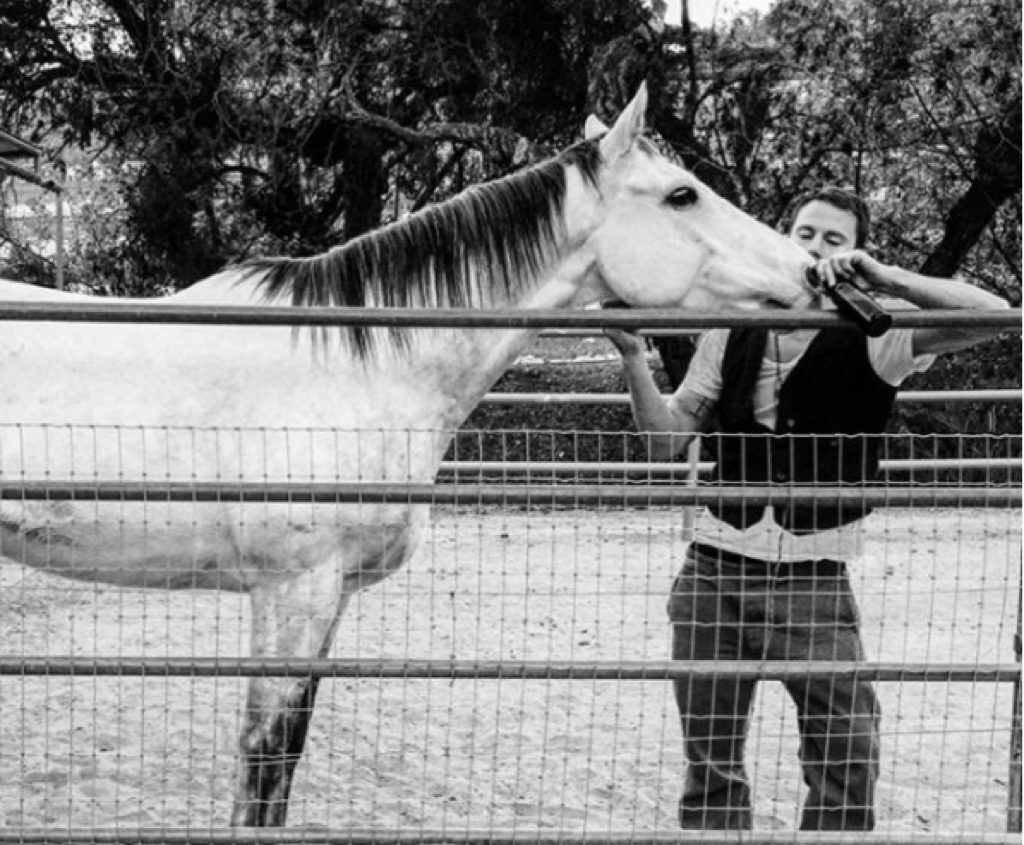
[585,0,1020,389]
[1,0,1019,312]
[0,0,646,289]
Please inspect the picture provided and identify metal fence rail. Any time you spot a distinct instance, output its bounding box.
[0,301,1019,329]
[1,656,1018,681]
[481,388,1023,405]
[2,828,1019,845]
[1,479,1018,507]
[436,457,1023,476]
[3,831,1023,845]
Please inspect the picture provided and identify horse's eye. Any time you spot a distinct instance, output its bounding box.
[666,186,698,208]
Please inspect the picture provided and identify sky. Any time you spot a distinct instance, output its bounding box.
[664,0,777,28]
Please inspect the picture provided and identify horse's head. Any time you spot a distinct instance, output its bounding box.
[576,84,814,311]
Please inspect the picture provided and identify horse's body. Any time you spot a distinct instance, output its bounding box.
[0,87,813,825]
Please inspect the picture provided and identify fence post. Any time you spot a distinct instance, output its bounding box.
[681,436,700,541]
[54,188,64,290]
[1009,582,1022,833]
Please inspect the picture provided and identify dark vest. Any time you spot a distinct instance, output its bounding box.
[707,327,897,535]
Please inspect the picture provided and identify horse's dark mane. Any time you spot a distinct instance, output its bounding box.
[241,138,603,357]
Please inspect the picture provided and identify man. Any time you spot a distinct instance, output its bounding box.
[606,187,1008,831]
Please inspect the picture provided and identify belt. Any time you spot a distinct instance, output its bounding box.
[690,543,846,578]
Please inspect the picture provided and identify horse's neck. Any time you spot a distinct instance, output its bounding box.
[400,255,596,446]
[422,328,536,427]
[399,201,606,442]
[199,166,601,450]
[415,294,558,429]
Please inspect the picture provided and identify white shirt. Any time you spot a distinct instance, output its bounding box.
[675,327,936,562]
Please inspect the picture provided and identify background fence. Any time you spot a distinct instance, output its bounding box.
[0,304,1020,844]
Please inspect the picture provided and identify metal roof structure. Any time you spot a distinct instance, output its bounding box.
[0,127,64,287]
[0,128,44,161]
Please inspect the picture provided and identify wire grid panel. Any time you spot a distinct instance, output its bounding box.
[0,426,1020,838]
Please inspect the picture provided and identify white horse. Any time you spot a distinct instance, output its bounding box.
[0,85,813,825]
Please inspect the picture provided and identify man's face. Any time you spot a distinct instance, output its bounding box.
[789,200,859,259]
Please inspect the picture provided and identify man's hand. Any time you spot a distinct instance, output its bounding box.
[809,250,891,295]
[600,299,646,358]
[604,326,646,358]
[812,249,1010,356]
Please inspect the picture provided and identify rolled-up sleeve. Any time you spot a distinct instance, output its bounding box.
[671,329,728,411]
[868,329,936,387]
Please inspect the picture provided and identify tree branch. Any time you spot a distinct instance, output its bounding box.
[919,93,1022,279]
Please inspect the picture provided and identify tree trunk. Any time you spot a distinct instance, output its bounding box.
[341,127,388,242]
[919,94,1022,278]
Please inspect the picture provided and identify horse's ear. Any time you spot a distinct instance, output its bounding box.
[598,82,649,159]
[584,115,608,140]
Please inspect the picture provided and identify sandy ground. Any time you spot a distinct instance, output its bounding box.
[0,505,1019,836]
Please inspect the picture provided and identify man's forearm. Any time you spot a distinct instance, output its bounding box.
[877,266,1010,354]
[619,350,697,458]
[882,267,1009,311]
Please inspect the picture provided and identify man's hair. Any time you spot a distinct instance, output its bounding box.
[788,186,871,248]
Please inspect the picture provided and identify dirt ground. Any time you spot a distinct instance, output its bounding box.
[0,505,1020,837]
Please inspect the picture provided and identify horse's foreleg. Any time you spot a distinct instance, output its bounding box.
[230,572,349,827]
[232,672,321,826]
[230,516,419,826]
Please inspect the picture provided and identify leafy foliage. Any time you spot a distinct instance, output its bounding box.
[645,0,1021,301]
[1,0,644,288]
[2,1,1019,294]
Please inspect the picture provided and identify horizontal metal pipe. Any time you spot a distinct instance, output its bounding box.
[0,159,62,192]
[438,458,1022,476]
[3,829,1017,845]
[0,480,1018,507]
[482,389,1024,405]
[0,301,1018,330]
[2,656,1018,682]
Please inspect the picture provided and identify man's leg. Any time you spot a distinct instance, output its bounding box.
[669,545,757,830]
[775,566,880,831]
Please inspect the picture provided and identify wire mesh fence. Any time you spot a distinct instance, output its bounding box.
[0,425,1019,842]
[0,298,1019,842]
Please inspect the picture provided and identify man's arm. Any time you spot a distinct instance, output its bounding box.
[605,329,715,460]
[812,251,1011,356]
